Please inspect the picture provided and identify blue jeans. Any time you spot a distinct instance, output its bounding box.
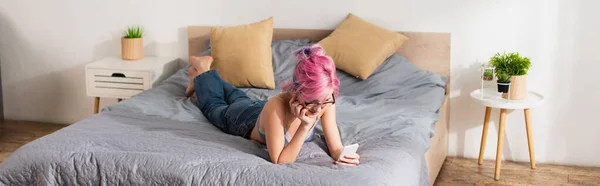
[194,70,267,138]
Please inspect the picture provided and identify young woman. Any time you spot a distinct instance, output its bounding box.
[185,44,359,165]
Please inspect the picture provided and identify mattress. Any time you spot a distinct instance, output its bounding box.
[0,40,447,186]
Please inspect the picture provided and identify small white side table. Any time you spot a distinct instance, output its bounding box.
[470,88,545,180]
[85,56,181,114]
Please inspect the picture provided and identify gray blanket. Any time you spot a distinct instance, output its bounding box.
[0,40,446,186]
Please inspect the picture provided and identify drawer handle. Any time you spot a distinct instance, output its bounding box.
[111,73,126,78]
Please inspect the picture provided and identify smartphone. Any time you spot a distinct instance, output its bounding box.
[337,143,359,161]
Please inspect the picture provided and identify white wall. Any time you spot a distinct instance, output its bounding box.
[0,0,598,166]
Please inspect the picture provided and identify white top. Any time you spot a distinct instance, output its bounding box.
[86,56,179,71]
[86,56,182,85]
[470,88,545,109]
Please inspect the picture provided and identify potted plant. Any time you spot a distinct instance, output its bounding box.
[482,69,494,81]
[490,52,532,99]
[121,26,144,60]
[496,73,511,93]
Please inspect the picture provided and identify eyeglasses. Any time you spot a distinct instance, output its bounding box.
[303,94,336,110]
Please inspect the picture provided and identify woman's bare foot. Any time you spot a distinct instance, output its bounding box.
[185,67,200,97]
[185,56,213,97]
[190,56,213,73]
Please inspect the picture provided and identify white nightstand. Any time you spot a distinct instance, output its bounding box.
[470,88,545,180]
[85,56,181,114]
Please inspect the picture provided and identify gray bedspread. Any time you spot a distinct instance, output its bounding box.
[0,40,447,186]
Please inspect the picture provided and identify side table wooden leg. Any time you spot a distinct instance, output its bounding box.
[118,98,122,102]
[478,106,492,165]
[94,97,100,114]
[495,108,507,180]
[524,109,536,169]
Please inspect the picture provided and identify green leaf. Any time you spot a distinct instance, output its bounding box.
[123,25,143,38]
[489,51,531,76]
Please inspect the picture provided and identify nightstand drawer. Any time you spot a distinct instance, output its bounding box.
[86,69,152,98]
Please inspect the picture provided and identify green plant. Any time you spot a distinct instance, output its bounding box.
[496,73,511,83]
[124,26,143,38]
[489,52,532,76]
[483,70,493,77]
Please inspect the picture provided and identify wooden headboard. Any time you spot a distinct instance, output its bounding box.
[187,27,450,79]
[187,26,450,185]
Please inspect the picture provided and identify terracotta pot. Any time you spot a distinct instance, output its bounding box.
[121,38,143,60]
[502,75,527,100]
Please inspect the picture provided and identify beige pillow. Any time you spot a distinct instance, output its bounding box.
[210,17,275,89]
[319,14,409,80]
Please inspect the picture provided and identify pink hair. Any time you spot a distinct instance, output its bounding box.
[282,44,340,103]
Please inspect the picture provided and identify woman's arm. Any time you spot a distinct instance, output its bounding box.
[320,105,344,160]
[321,105,360,165]
[262,100,313,164]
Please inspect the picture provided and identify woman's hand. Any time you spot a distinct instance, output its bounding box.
[289,94,317,129]
[335,153,360,166]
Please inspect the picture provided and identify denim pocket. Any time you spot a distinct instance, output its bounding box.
[224,100,264,136]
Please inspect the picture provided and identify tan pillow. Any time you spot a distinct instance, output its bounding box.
[319,14,409,80]
[210,17,275,89]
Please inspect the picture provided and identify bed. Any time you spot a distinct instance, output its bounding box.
[0,28,450,186]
